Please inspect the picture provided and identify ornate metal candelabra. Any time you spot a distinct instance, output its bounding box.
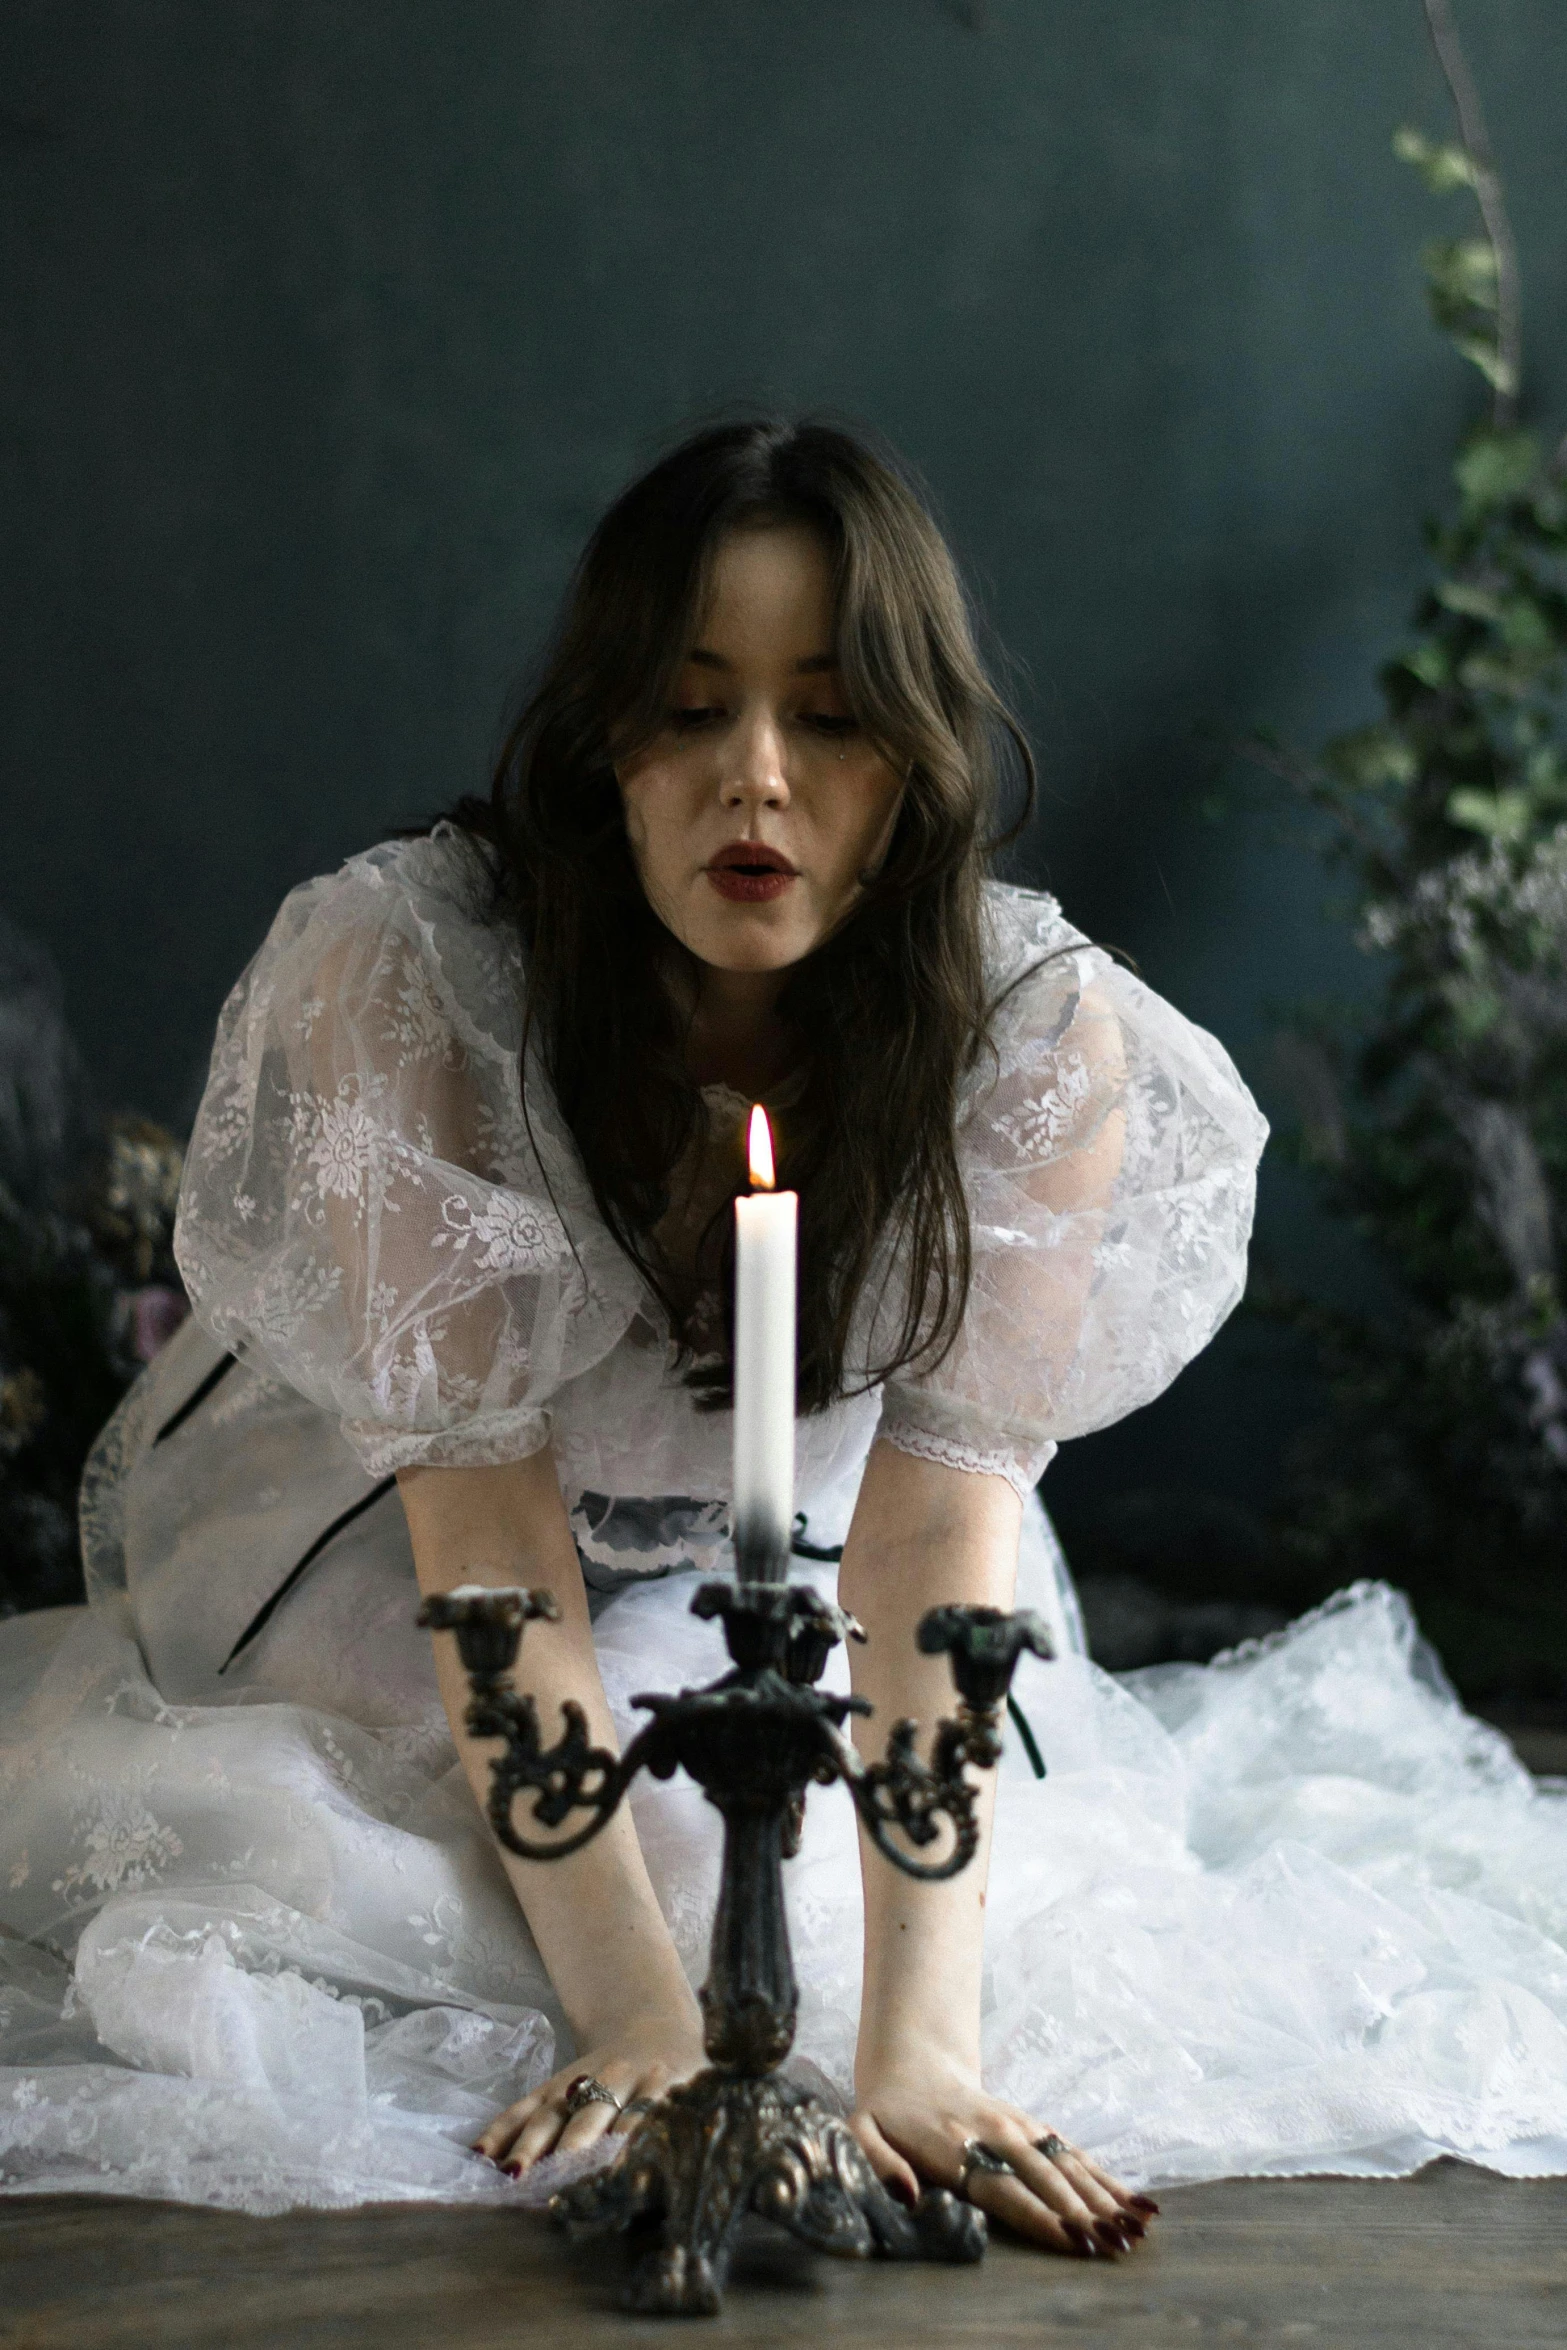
[420,1570,1052,2317]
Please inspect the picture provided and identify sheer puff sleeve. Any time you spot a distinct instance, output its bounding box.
[875,885,1268,1501]
[173,827,642,1476]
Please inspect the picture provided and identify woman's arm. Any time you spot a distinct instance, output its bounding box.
[838,1439,1150,2256]
[397,1451,705,2169]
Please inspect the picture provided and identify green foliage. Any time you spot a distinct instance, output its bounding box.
[1259,123,1567,1695]
[1394,123,1519,397]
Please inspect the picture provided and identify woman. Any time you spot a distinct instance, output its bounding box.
[178,415,1254,2252]
[6,422,1558,2230]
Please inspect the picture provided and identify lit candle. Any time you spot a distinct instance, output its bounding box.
[732,1105,797,1585]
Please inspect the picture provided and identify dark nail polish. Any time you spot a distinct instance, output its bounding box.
[1063,2221,1098,2259]
[1094,2219,1132,2253]
[885,2175,916,2208]
[1118,2211,1147,2240]
[504,2161,524,2179]
[1129,2193,1160,2216]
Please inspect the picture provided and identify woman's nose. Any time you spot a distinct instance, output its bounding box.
[719,713,790,810]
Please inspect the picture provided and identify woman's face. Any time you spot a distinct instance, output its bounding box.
[617,524,906,977]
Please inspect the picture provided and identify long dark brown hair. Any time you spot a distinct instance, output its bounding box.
[450,418,1034,1413]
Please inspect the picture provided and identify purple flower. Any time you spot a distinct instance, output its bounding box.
[130,1285,189,1364]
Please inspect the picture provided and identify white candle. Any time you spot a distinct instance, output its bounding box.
[733,1105,797,1584]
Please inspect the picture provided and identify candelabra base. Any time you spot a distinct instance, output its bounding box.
[550,2068,986,2316]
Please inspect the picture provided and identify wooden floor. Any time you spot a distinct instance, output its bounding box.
[0,2162,1562,2349]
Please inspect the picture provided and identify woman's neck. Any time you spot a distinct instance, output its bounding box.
[682,965,797,1098]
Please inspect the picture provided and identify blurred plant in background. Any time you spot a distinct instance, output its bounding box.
[0,918,185,1616]
[1254,0,1567,1699]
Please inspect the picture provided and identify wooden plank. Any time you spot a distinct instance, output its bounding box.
[0,2162,1563,2349]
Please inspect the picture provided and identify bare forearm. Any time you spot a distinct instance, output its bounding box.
[837,1439,1021,2080]
[397,1454,698,2047]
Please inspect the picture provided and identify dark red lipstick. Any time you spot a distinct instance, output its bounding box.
[705,842,799,903]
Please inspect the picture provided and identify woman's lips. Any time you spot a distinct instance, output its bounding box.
[705,846,798,904]
[707,867,795,902]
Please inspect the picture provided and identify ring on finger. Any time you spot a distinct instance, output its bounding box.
[617,2096,658,2121]
[956,2138,1016,2199]
[1033,2132,1070,2160]
[562,2073,621,2119]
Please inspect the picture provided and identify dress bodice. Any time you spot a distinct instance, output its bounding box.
[172,825,1266,1511]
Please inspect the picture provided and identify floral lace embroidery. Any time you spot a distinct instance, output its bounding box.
[382,954,461,1065]
[876,1410,1051,1502]
[435,1189,567,1274]
[994,1048,1096,1158]
[52,1787,185,1903]
[305,1093,382,1205]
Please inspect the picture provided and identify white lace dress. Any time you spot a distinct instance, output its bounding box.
[0,828,1561,2214]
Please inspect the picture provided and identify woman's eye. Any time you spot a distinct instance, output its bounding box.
[669,705,724,732]
[802,713,858,737]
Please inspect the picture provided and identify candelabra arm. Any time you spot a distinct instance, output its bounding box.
[419,1584,641,1862]
[833,1604,1055,1882]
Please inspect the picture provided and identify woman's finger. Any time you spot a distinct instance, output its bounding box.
[1045,2143,1147,2234]
[608,2061,674,2135]
[556,2098,621,2155]
[976,2109,1151,2243]
[856,2106,1099,2260]
[476,2081,552,2163]
[963,2164,1099,2257]
[937,2119,1143,2258]
[1076,2145,1160,2218]
[506,2090,573,2174]
[1009,2127,1124,2223]
[846,2108,920,2209]
[959,2127,1099,2234]
[556,2065,642,2156]
[1026,2131,1158,2235]
[1009,2140,1139,2251]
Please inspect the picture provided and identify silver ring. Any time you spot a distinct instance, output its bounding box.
[562,2073,621,2118]
[956,2137,1016,2198]
[1034,2132,1069,2160]
[618,2096,657,2121]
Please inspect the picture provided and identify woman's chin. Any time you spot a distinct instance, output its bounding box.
[679,903,825,975]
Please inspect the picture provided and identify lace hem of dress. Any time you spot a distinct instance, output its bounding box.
[876,1411,1056,1501]
[345,1405,553,1477]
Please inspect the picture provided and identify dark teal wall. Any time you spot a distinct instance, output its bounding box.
[4,2,1565,1532]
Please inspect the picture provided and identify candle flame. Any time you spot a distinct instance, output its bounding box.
[747,1104,776,1191]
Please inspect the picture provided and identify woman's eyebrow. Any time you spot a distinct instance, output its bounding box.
[684,648,838,673]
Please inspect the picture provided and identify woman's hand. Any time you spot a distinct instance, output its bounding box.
[839,1448,1151,2257]
[401,1457,711,2182]
[475,2005,709,2177]
[849,2048,1157,2258]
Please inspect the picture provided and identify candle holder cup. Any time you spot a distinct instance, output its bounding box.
[419,1571,1052,2317]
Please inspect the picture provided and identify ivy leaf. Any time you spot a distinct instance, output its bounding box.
[1459,650,1533,697]
[1403,640,1452,689]
[1499,597,1557,659]
[1527,746,1567,797]
[1437,580,1506,622]
[1393,125,1476,194]
[1444,974,1502,1040]
[1454,430,1541,514]
[1446,786,1533,843]
[1529,479,1567,537]
[1327,726,1420,789]
[1451,336,1519,395]
[1421,237,1499,317]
